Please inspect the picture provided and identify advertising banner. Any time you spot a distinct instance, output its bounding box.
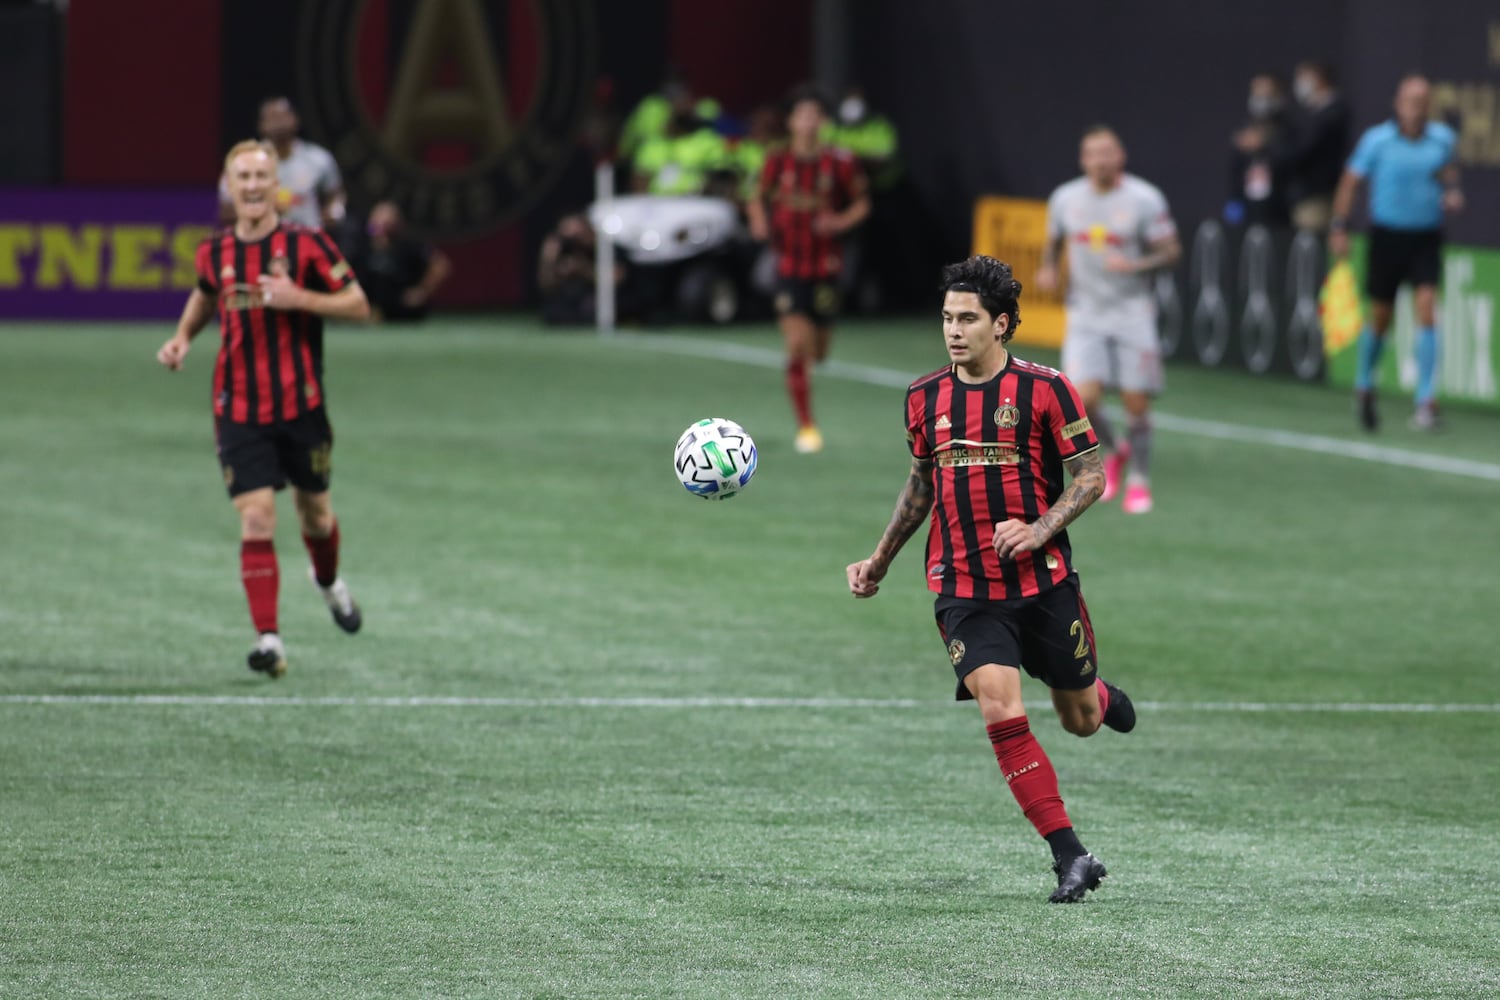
[970,196,1065,348]
[1326,238,1500,407]
[0,189,217,319]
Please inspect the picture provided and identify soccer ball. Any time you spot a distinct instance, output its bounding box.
[673,418,757,500]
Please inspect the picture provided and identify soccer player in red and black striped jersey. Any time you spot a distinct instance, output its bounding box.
[157,140,371,679]
[846,256,1137,903]
[747,86,870,453]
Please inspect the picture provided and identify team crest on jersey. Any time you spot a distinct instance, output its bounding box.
[268,255,290,276]
[221,265,236,283]
[995,402,1020,428]
[947,639,966,666]
[1046,554,1059,570]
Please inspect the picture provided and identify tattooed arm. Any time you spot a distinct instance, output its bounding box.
[992,448,1106,560]
[847,455,935,598]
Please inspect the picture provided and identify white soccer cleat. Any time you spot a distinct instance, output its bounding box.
[247,632,287,679]
[311,571,363,634]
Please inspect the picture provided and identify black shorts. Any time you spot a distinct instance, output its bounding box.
[1365,226,1442,303]
[774,276,841,325]
[934,576,1099,700]
[215,408,334,499]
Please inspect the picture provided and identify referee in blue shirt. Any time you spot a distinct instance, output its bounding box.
[1330,74,1463,431]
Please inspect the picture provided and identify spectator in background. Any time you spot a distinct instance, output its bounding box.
[630,88,732,196]
[346,202,450,323]
[1285,60,1352,234]
[538,213,611,325]
[220,97,345,230]
[1226,74,1292,228]
[732,104,787,203]
[824,85,901,192]
[618,76,723,162]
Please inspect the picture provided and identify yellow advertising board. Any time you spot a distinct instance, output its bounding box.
[970,196,1065,347]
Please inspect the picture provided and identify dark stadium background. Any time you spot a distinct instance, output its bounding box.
[5,0,1495,309]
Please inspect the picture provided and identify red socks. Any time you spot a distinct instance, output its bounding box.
[302,521,340,588]
[986,716,1072,837]
[240,539,279,634]
[786,359,813,427]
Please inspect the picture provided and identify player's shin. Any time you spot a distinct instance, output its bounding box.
[1415,326,1438,403]
[1355,328,1387,391]
[302,520,340,588]
[986,716,1074,848]
[240,540,279,634]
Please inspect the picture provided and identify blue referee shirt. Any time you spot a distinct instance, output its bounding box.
[1346,120,1457,231]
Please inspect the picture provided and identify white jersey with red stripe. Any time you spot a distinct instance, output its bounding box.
[1045,173,1175,325]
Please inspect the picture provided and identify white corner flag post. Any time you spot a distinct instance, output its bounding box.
[595,159,616,335]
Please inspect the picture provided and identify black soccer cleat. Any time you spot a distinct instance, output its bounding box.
[1101,680,1136,734]
[1049,853,1107,903]
[247,633,287,679]
[1357,389,1379,432]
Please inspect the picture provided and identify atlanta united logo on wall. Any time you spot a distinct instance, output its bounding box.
[296,0,596,236]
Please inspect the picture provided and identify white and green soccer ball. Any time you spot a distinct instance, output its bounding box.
[673,418,758,500]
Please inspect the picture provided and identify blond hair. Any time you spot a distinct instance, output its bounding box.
[223,139,278,175]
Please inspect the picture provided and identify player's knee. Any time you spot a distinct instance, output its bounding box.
[299,507,334,537]
[1060,708,1102,738]
[238,504,275,539]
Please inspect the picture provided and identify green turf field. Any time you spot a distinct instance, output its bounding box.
[2,318,1498,999]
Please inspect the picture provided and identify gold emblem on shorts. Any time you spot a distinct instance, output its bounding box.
[774,292,792,314]
[222,465,234,487]
[947,639,966,666]
[995,403,1019,428]
[309,443,332,479]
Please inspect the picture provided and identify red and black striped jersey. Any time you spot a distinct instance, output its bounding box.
[756,145,867,279]
[905,355,1100,601]
[194,224,356,425]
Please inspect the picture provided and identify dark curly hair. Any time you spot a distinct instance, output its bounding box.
[938,255,1022,343]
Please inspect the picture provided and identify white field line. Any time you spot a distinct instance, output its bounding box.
[614,332,1500,482]
[0,694,1495,712]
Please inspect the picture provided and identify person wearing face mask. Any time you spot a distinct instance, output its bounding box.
[1226,74,1292,228]
[346,201,451,323]
[1284,61,1352,234]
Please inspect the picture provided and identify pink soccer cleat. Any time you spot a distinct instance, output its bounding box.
[1121,483,1153,515]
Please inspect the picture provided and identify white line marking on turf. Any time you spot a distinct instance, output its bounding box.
[1,694,1496,712]
[615,332,1500,483]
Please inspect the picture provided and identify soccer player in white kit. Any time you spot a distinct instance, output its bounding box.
[1037,127,1179,514]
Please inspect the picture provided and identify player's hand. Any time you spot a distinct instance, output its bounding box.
[257,273,305,311]
[157,334,190,371]
[847,556,887,599]
[1443,188,1465,215]
[1329,229,1350,260]
[401,286,429,308]
[812,213,839,237]
[749,216,769,242]
[993,518,1046,560]
[1103,252,1135,274]
[1035,263,1058,293]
